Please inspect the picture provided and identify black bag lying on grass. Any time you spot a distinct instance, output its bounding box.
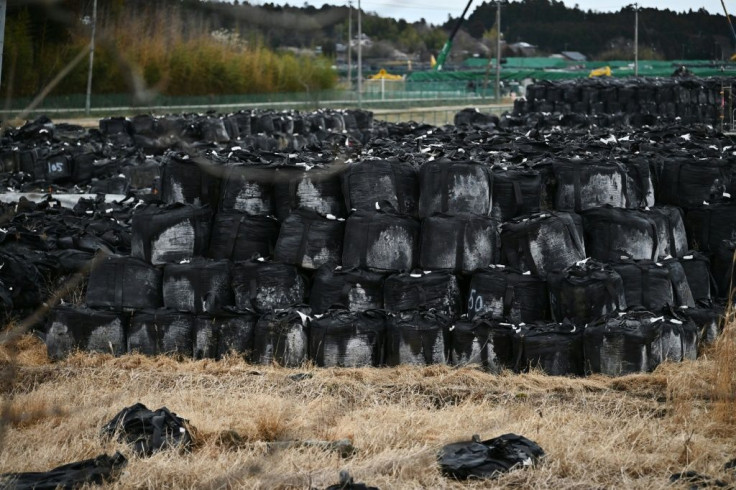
[438,433,545,480]
[467,266,550,323]
[449,318,503,373]
[100,402,193,456]
[385,310,449,366]
[324,471,379,490]
[419,215,500,274]
[193,311,258,360]
[128,309,194,357]
[0,452,127,490]
[310,266,385,314]
[512,322,585,376]
[252,309,309,367]
[0,251,44,314]
[309,309,386,367]
[231,259,307,313]
[46,306,127,360]
[86,254,163,311]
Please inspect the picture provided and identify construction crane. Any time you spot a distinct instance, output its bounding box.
[433,0,473,71]
[718,0,736,60]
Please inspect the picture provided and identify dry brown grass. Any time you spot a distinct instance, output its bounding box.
[0,321,734,489]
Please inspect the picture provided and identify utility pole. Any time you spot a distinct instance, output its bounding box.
[495,1,501,103]
[85,0,98,115]
[357,0,362,108]
[347,1,352,91]
[634,3,639,76]
[0,0,7,93]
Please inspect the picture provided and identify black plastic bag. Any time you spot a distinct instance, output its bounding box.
[100,402,193,456]
[438,433,544,480]
[0,452,127,490]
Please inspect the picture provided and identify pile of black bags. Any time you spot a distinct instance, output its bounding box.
[0,88,732,375]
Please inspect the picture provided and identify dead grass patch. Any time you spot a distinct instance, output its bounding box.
[0,325,733,488]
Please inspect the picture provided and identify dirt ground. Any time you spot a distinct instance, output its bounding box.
[0,316,734,489]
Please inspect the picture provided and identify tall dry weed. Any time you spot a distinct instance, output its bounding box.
[713,299,736,426]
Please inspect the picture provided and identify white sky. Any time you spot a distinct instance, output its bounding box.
[248,0,728,26]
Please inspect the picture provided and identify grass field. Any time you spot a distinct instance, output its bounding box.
[0,310,734,489]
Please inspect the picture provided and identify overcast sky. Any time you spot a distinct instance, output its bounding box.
[249,0,728,26]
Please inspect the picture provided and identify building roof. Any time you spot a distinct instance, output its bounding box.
[561,51,587,62]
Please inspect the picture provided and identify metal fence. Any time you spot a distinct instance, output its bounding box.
[0,81,507,119]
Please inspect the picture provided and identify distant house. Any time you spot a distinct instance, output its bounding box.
[561,51,587,62]
[509,42,537,56]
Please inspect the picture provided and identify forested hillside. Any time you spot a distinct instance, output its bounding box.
[2,0,733,99]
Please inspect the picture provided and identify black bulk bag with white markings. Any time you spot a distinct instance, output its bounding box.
[685,203,736,253]
[449,318,503,373]
[548,260,627,325]
[679,252,716,302]
[385,310,449,366]
[342,210,420,273]
[419,215,500,274]
[131,204,212,265]
[162,259,233,314]
[199,117,230,143]
[647,206,688,259]
[512,322,585,376]
[193,311,257,360]
[383,271,462,318]
[231,260,306,313]
[46,306,127,360]
[418,160,493,217]
[611,258,695,312]
[712,239,736,299]
[341,160,419,216]
[274,210,345,270]
[678,301,723,345]
[552,160,650,212]
[161,153,221,207]
[582,207,660,262]
[467,266,550,323]
[654,158,733,208]
[309,309,386,367]
[252,309,309,367]
[86,255,163,311]
[310,266,385,314]
[218,164,275,215]
[207,212,280,261]
[500,212,586,276]
[128,309,194,357]
[584,311,696,376]
[490,167,541,221]
[273,164,346,220]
